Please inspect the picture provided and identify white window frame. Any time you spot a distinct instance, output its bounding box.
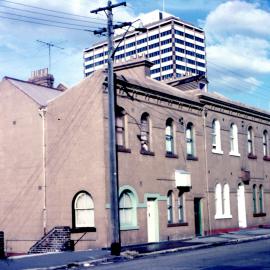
[247,126,255,155]
[141,113,150,151]
[223,184,232,218]
[263,130,269,157]
[178,191,185,223]
[116,107,126,148]
[215,183,223,219]
[186,122,196,157]
[167,191,174,224]
[229,124,240,156]
[212,120,223,154]
[215,183,232,219]
[165,119,174,154]
[74,192,95,228]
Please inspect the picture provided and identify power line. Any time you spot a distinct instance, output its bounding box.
[0,14,95,31]
[0,4,107,25]
[208,61,269,92]
[0,0,112,22]
[0,10,98,28]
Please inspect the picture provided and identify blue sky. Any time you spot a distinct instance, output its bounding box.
[0,0,270,110]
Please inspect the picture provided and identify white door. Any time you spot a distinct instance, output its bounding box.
[237,183,247,228]
[147,198,159,242]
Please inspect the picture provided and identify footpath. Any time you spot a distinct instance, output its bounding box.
[1,227,270,270]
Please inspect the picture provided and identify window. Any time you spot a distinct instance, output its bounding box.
[223,184,231,216]
[215,184,222,218]
[212,120,223,154]
[186,122,196,158]
[259,185,264,213]
[119,190,137,227]
[229,124,240,156]
[167,191,173,224]
[73,192,94,228]
[247,126,256,158]
[178,191,184,223]
[253,185,257,214]
[140,113,151,152]
[165,118,174,154]
[263,130,269,158]
[215,184,232,219]
[253,184,265,216]
[116,107,126,148]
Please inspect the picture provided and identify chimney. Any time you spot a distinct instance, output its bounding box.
[29,68,54,88]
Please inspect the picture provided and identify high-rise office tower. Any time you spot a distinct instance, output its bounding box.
[83,10,206,81]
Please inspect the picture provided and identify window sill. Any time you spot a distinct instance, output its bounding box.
[117,145,131,153]
[166,152,178,158]
[71,227,96,233]
[120,225,139,231]
[248,153,257,159]
[212,149,224,155]
[140,149,155,156]
[168,222,188,227]
[215,214,232,220]
[187,155,198,161]
[253,213,266,217]
[229,151,241,157]
[263,156,270,161]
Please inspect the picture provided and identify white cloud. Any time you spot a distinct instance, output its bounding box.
[204,0,270,95]
[207,35,270,74]
[204,1,270,40]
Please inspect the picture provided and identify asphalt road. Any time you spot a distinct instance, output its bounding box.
[90,239,270,270]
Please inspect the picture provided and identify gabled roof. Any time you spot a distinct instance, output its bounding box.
[3,77,63,106]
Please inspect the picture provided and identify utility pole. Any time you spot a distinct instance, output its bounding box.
[36,40,64,73]
[91,0,128,256]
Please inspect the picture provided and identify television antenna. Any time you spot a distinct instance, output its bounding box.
[36,40,64,73]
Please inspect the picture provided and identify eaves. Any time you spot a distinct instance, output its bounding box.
[199,94,270,122]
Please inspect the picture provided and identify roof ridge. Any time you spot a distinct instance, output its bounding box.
[4,76,62,92]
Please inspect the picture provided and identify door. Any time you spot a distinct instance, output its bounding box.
[194,198,202,236]
[237,183,247,228]
[147,198,159,242]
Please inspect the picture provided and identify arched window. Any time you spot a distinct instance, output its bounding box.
[215,184,222,218]
[116,106,126,148]
[119,190,137,227]
[247,127,255,156]
[140,113,150,152]
[167,191,173,224]
[165,118,174,154]
[252,184,257,214]
[259,185,264,213]
[186,122,195,158]
[223,184,231,216]
[212,120,222,153]
[178,191,184,223]
[230,124,239,155]
[263,130,269,157]
[73,192,94,228]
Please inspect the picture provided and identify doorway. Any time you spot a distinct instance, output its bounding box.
[237,183,247,228]
[194,198,202,236]
[147,198,159,242]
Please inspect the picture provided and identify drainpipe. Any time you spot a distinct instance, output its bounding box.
[203,107,212,235]
[39,107,47,235]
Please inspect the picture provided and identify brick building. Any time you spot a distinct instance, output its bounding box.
[0,60,269,254]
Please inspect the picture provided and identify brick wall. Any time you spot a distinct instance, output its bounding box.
[28,227,72,254]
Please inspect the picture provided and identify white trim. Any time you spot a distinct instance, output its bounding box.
[215,214,232,220]
[229,151,241,157]
[212,149,224,155]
